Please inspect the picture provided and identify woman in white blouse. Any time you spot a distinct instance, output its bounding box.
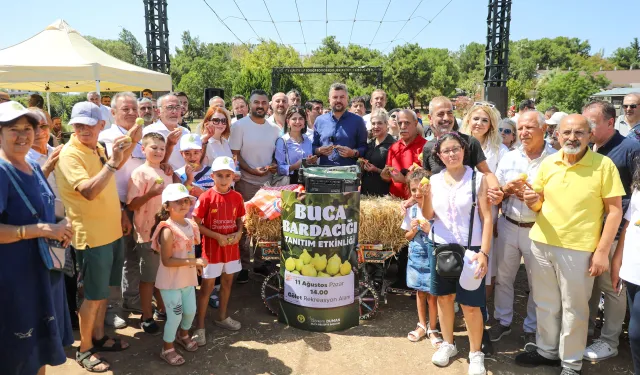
[421,132,493,375]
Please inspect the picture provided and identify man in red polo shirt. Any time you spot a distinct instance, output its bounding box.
[384,109,426,199]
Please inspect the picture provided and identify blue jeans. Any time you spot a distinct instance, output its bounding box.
[159,287,197,344]
[627,281,640,375]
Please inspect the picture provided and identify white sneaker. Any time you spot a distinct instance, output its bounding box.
[104,310,127,329]
[192,328,206,347]
[583,339,618,361]
[432,342,458,367]
[468,351,486,375]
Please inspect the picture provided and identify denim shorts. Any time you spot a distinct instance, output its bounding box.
[427,239,486,308]
[407,231,432,292]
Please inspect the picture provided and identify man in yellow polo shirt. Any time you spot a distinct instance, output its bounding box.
[55,102,134,372]
[515,114,624,375]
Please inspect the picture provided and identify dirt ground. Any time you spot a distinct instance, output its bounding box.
[48,265,635,375]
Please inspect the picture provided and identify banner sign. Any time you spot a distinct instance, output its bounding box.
[278,191,360,332]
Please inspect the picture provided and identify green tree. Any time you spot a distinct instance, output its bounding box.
[86,28,146,68]
[386,45,458,107]
[610,38,640,69]
[394,93,410,108]
[118,29,147,67]
[457,42,485,78]
[536,70,610,113]
[171,32,239,111]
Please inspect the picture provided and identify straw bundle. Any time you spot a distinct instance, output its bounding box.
[244,206,282,242]
[358,195,407,250]
[244,196,408,250]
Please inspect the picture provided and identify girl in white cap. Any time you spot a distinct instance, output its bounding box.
[150,183,207,366]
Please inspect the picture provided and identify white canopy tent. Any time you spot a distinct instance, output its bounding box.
[0,19,171,111]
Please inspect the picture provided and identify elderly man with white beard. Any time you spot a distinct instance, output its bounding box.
[515,114,625,375]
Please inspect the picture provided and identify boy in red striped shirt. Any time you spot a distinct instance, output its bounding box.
[192,156,245,346]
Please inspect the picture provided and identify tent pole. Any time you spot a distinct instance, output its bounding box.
[46,91,50,114]
[95,80,100,95]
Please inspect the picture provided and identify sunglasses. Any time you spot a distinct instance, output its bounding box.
[623,104,638,109]
[209,118,228,125]
[473,101,496,109]
[498,127,512,135]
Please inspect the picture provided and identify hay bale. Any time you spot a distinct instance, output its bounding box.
[243,195,408,249]
[358,195,407,250]
[244,206,281,242]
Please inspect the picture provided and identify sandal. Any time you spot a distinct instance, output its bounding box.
[175,335,198,352]
[160,348,185,366]
[427,328,444,348]
[76,348,110,373]
[92,335,130,352]
[407,323,427,342]
[215,316,241,331]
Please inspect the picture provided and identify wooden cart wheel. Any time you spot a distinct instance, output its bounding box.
[260,271,283,316]
[358,280,380,320]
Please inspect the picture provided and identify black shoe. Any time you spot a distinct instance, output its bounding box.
[560,367,581,375]
[253,265,270,276]
[236,269,249,284]
[140,318,161,335]
[515,349,561,368]
[488,324,512,342]
[481,328,494,357]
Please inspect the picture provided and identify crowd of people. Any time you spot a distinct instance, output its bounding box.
[1,85,640,375]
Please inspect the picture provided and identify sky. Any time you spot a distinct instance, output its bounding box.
[0,0,637,57]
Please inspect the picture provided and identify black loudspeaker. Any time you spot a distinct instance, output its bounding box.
[204,88,225,111]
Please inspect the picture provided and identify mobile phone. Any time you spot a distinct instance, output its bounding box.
[617,280,624,296]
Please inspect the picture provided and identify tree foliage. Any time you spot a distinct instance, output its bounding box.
[86,28,146,68]
[611,38,640,69]
[536,70,610,113]
[77,30,639,118]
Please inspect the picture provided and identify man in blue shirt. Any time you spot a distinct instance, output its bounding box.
[582,100,640,362]
[312,83,368,166]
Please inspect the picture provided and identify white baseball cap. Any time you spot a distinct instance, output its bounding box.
[69,101,103,126]
[0,101,41,123]
[179,133,203,151]
[161,183,196,203]
[459,250,483,291]
[545,111,568,126]
[211,156,236,172]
